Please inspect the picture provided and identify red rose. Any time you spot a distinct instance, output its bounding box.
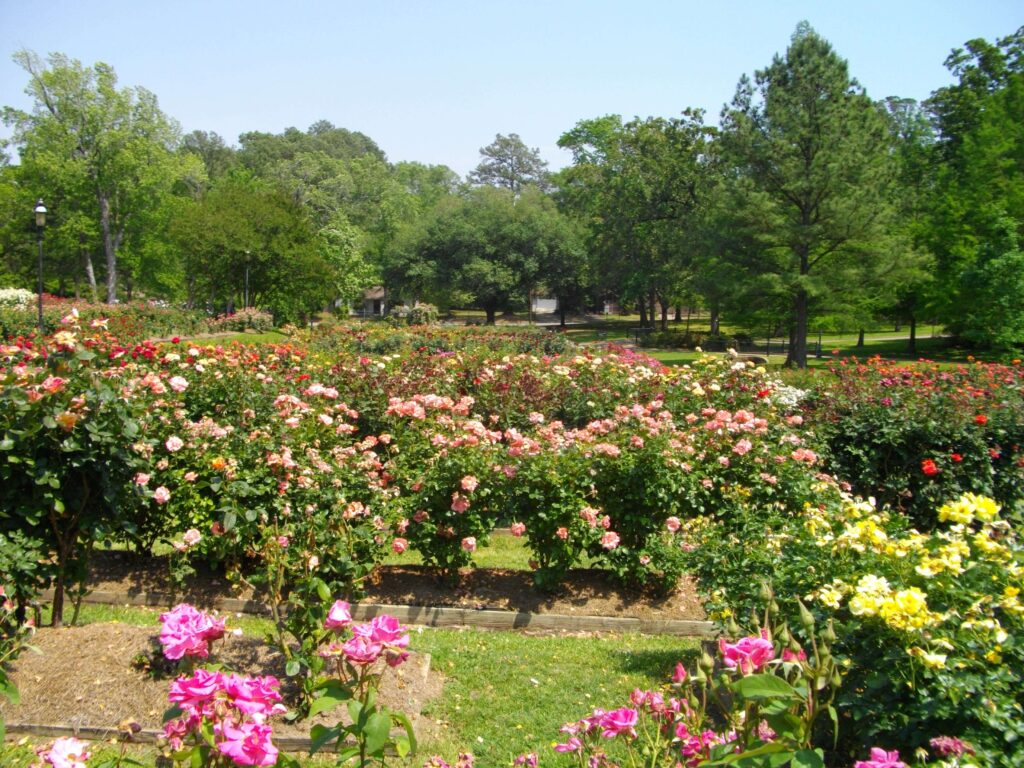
[921,458,939,476]
[950,453,963,463]
[975,414,988,425]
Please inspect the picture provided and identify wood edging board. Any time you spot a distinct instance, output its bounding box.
[37,589,717,637]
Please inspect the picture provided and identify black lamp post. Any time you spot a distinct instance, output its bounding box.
[34,199,47,335]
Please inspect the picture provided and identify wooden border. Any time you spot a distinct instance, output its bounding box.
[39,589,716,637]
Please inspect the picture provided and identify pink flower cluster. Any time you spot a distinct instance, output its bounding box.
[719,629,775,675]
[164,668,285,766]
[320,601,410,668]
[159,603,226,660]
[33,736,90,768]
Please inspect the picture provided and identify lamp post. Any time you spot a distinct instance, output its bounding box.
[244,250,250,310]
[34,200,47,335]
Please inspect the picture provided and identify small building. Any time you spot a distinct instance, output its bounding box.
[531,296,558,314]
[351,287,386,317]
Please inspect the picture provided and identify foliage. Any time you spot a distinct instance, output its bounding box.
[719,23,898,367]
[802,357,1024,527]
[468,133,551,195]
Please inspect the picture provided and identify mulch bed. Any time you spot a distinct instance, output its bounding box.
[0,622,439,741]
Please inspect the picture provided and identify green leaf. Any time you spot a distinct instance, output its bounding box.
[285,659,301,677]
[315,578,332,602]
[308,685,352,719]
[362,711,392,755]
[163,703,183,722]
[392,711,418,754]
[792,749,825,768]
[0,677,20,705]
[732,673,804,702]
[308,724,343,755]
[0,438,13,450]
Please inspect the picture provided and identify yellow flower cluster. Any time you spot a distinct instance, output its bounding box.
[937,492,1000,525]
[848,575,941,632]
[915,539,971,577]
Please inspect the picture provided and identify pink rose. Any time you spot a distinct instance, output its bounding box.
[276,535,289,548]
[153,486,171,504]
[183,471,198,482]
[221,674,286,721]
[556,527,569,540]
[665,516,681,532]
[461,536,477,553]
[460,475,479,492]
[169,376,189,393]
[216,721,279,767]
[854,748,908,768]
[165,436,184,452]
[719,629,775,675]
[168,667,225,709]
[36,737,90,768]
[510,522,526,537]
[342,634,383,665]
[672,662,688,683]
[733,438,752,456]
[134,472,150,486]
[451,493,470,513]
[601,531,620,550]
[392,537,408,554]
[599,707,638,738]
[160,604,226,660]
[182,528,201,547]
[41,376,66,394]
[325,600,352,631]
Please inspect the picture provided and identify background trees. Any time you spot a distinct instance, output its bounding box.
[3,50,202,303]
[1,25,1021,350]
[718,23,898,367]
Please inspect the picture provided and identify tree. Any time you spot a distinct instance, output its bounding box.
[3,51,199,303]
[557,113,714,328]
[469,133,550,194]
[720,23,897,367]
[924,27,1024,344]
[387,186,580,324]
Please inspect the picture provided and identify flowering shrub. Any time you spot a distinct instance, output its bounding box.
[0,288,35,311]
[684,491,1024,766]
[0,296,212,339]
[207,308,275,333]
[804,357,1024,528]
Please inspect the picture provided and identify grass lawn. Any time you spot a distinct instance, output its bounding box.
[3,604,698,767]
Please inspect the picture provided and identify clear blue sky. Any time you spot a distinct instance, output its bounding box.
[1,1,1020,176]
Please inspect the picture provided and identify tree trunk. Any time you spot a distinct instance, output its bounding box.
[98,193,123,304]
[709,303,720,336]
[638,299,648,327]
[908,314,917,355]
[485,306,497,325]
[674,306,682,322]
[685,307,691,333]
[660,299,668,332]
[857,329,865,348]
[559,305,566,327]
[787,289,809,368]
[648,288,656,327]
[80,241,98,302]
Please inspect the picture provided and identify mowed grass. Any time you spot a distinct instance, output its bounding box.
[4,603,698,767]
[385,530,536,570]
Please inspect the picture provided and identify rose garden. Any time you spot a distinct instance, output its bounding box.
[0,304,1019,768]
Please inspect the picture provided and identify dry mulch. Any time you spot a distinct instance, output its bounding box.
[0,622,440,739]
[84,551,707,623]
